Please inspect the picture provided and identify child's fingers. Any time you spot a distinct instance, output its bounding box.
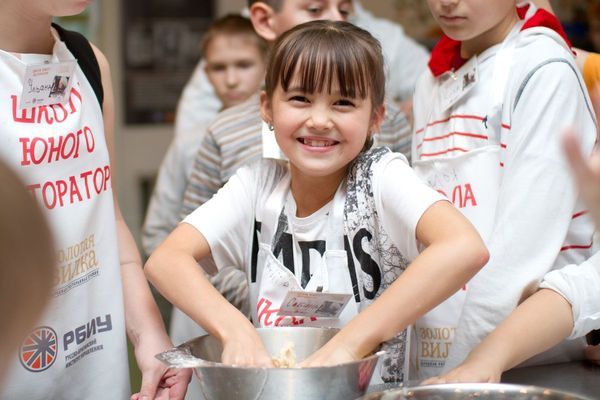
[584,344,600,364]
[421,376,445,385]
[562,129,594,184]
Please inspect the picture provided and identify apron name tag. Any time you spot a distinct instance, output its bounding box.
[278,291,351,318]
[21,60,77,109]
[439,56,478,112]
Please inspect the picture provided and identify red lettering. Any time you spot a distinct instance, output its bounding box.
[47,136,63,163]
[67,86,82,115]
[84,126,95,153]
[30,137,48,165]
[462,183,477,207]
[11,95,36,123]
[93,168,104,194]
[36,105,54,124]
[80,170,93,198]
[61,133,77,159]
[103,165,111,190]
[75,129,84,158]
[50,103,68,123]
[20,138,32,166]
[69,175,83,203]
[256,298,278,326]
[451,185,462,206]
[447,183,478,209]
[42,181,57,209]
[56,180,68,207]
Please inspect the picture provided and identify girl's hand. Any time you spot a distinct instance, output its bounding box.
[422,360,502,385]
[220,327,274,367]
[299,337,358,368]
[585,345,600,365]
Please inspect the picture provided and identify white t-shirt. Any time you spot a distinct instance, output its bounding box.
[184,147,445,381]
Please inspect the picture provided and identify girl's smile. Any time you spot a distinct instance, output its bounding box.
[297,136,340,151]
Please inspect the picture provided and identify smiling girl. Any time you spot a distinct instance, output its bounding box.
[145,20,488,382]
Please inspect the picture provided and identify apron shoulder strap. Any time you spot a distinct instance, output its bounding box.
[51,23,103,111]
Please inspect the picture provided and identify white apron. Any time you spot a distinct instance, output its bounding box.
[409,24,521,379]
[251,174,358,328]
[0,29,129,399]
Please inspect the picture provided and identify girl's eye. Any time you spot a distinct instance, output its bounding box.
[335,99,355,107]
[290,95,309,103]
[307,7,322,15]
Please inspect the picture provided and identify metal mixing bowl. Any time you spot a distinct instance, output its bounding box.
[156,327,384,400]
[361,383,594,400]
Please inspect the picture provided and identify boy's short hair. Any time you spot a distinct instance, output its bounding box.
[247,0,283,11]
[265,20,385,111]
[201,14,268,58]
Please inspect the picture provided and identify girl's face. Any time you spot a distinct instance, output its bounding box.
[261,76,384,181]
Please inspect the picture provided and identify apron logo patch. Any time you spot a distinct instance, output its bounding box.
[19,326,58,372]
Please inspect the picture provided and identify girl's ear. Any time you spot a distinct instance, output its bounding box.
[369,104,386,133]
[249,2,278,42]
[260,90,273,124]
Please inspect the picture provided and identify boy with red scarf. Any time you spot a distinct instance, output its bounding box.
[410,0,597,379]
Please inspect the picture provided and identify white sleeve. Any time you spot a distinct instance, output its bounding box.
[447,59,597,366]
[174,60,222,137]
[141,123,208,256]
[540,251,600,339]
[182,165,257,271]
[374,154,447,260]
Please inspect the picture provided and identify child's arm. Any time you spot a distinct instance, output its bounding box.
[423,288,574,384]
[145,223,274,367]
[426,247,600,383]
[92,45,191,399]
[301,200,489,366]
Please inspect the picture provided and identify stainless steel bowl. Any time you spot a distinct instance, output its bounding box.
[156,327,384,400]
[361,383,594,400]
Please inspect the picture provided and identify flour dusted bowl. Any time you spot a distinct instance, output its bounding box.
[157,327,384,400]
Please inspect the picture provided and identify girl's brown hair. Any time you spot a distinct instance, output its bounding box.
[264,20,386,112]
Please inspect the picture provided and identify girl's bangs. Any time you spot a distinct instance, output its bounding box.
[278,39,369,99]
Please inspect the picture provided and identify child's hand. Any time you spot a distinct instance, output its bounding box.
[299,337,358,368]
[220,328,274,368]
[585,345,600,365]
[562,87,600,229]
[422,359,502,385]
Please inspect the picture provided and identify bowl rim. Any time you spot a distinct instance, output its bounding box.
[185,349,386,370]
[370,382,595,400]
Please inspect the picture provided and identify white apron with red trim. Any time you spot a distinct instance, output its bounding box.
[251,174,358,328]
[411,145,501,378]
[409,23,522,379]
[0,29,129,399]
